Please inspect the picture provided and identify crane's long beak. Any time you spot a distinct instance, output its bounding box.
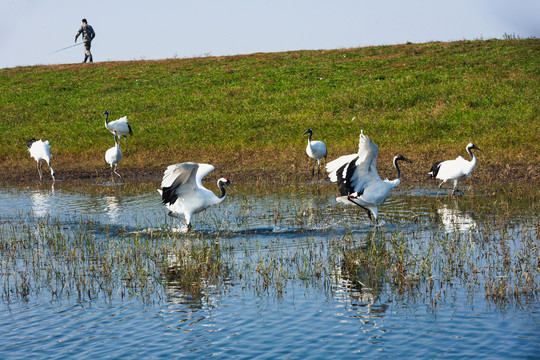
[404,157,413,163]
[473,145,482,151]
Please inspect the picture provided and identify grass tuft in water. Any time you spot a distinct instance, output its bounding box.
[164,236,230,297]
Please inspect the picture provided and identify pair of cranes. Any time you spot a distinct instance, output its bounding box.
[101,114,233,232]
[103,110,133,182]
[304,128,481,224]
[26,111,133,182]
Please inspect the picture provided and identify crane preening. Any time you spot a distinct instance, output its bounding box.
[26,139,55,182]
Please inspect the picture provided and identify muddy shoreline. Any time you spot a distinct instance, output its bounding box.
[1,162,538,187]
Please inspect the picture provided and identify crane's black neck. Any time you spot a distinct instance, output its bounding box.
[393,157,402,181]
[218,181,228,199]
[466,146,476,160]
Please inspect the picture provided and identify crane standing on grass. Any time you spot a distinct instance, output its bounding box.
[103,110,133,144]
[303,128,327,178]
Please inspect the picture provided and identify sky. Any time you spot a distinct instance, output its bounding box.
[0,0,538,69]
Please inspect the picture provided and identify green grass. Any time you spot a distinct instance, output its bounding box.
[1,38,538,180]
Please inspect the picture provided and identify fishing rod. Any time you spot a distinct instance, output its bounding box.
[49,42,82,54]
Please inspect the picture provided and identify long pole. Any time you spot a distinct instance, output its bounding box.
[49,43,82,54]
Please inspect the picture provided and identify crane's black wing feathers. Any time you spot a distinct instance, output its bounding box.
[337,156,361,196]
[161,186,178,205]
[429,161,443,178]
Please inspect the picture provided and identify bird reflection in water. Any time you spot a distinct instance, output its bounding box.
[31,183,55,218]
[437,201,477,233]
[333,247,389,320]
[104,195,121,224]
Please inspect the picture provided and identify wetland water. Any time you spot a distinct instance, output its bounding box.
[0,181,538,359]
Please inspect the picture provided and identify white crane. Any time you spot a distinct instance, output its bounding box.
[157,162,232,232]
[303,128,327,177]
[428,143,481,196]
[26,138,55,181]
[103,110,133,143]
[326,131,412,224]
[105,131,123,181]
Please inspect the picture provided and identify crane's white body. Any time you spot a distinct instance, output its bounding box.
[103,111,133,141]
[158,162,230,231]
[27,139,55,181]
[306,140,327,163]
[429,143,480,195]
[327,131,410,223]
[303,128,327,177]
[105,134,122,180]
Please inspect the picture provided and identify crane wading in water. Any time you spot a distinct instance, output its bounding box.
[326,131,412,225]
[158,163,233,232]
[428,143,481,196]
[303,128,327,178]
[26,139,55,182]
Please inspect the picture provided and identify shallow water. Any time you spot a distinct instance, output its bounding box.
[1,181,538,359]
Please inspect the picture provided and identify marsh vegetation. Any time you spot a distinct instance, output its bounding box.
[0,181,538,358]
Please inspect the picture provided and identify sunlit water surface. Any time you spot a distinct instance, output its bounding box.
[0,182,538,359]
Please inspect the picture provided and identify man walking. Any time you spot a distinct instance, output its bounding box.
[75,18,95,63]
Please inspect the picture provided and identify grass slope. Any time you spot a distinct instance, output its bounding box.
[1,39,538,182]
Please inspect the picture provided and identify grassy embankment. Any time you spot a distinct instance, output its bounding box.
[0,38,538,183]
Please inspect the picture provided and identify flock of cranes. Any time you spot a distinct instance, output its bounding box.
[25,117,480,231]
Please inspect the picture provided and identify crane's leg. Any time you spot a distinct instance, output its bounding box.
[347,197,373,222]
[37,162,43,181]
[451,180,460,197]
[167,211,183,220]
[436,181,446,195]
[167,211,191,232]
[47,161,55,181]
[114,165,123,181]
[311,161,316,176]
[316,159,321,179]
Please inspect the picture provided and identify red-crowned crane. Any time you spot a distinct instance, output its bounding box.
[26,138,55,181]
[157,162,232,232]
[327,131,412,224]
[303,128,327,178]
[428,143,481,196]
